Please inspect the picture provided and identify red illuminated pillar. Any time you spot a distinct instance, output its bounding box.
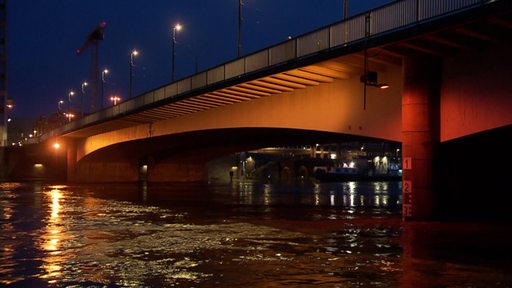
[401,54,441,221]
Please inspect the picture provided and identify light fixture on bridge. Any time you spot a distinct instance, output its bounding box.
[361,13,389,110]
[360,71,389,89]
[5,98,13,109]
[360,69,389,111]
[68,91,75,120]
[65,113,75,122]
[57,100,65,113]
[81,81,88,117]
[130,49,138,98]
[101,68,109,109]
[110,95,121,106]
[172,23,182,82]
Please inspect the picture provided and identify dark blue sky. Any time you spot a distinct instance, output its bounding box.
[8,0,391,118]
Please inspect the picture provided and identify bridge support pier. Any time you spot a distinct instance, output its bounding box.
[65,140,139,183]
[70,161,140,183]
[147,161,208,183]
[401,54,441,221]
[67,140,77,182]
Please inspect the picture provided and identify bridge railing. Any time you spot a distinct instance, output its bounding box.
[48,0,491,139]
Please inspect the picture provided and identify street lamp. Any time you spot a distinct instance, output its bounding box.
[172,23,182,82]
[343,0,348,20]
[57,100,65,125]
[101,68,109,109]
[67,91,75,120]
[57,100,64,112]
[343,0,348,42]
[238,0,242,57]
[130,49,138,98]
[81,81,88,117]
[5,98,13,109]
[110,95,121,106]
[65,112,75,122]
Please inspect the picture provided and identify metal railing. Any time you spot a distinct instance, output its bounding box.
[48,0,494,139]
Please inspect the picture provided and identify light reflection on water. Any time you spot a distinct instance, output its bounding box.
[0,181,511,287]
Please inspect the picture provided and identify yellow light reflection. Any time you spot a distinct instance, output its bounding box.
[263,184,272,205]
[348,182,357,193]
[238,182,254,205]
[314,187,320,206]
[40,188,66,282]
[382,195,389,206]
[1,204,13,220]
[47,185,67,190]
[50,189,61,218]
[374,195,381,207]
[0,188,17,282]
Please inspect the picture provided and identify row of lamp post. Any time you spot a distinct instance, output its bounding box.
[57,65,125,123]
[60,81,89,121]
[59,22,183,123]
[58,0,351,122]
[57,65,118,123]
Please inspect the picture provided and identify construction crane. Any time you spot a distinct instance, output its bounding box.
[76,21,106,113]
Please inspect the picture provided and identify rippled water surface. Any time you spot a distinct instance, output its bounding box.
[1,181,511,287]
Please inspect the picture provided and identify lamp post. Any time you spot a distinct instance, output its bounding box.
[67,91,75,122]
[343,0,348,42]
[110,95,121,106]
[343,0,348,20]
[130,49,138,98]
[172,23,182,82]
[101,68,109,109]
[57,100,64,113]
[81,81,88,117]
[238,0,242,57]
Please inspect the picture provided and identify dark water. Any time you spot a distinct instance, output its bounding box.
[1,180,511,287]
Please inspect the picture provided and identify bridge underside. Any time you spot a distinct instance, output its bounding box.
[70,128,383,183]
[67,55,404,183]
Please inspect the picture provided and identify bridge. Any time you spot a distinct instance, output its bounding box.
[6,0,512,221]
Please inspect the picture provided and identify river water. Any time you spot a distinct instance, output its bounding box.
[1,180,511,287]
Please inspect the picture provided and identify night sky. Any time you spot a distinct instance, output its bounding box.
[8,0,391,118]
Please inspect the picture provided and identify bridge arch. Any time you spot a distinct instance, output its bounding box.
[74,67,403,161]
[70,127,394,183]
